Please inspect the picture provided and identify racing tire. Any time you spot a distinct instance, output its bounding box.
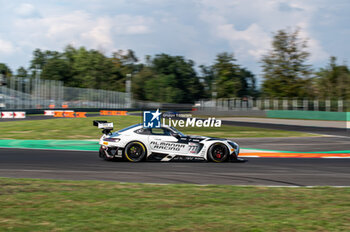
[208,143,229,163]
[124,141,147,162]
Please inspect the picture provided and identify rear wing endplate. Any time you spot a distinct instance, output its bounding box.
[93,120,114,134]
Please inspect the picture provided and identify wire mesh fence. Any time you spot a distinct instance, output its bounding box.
[2,76,347,112]
[0,77,130,109]
[196,98,350,112]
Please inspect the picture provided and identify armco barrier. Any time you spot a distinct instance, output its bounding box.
[53,111,86,118]
[266,110,350,121]
[14,112,26,118]
[100,110,127,116]
[0,112,26,119]
[44,110,55,116]
[1,112,13,118]
[51,110,74,117]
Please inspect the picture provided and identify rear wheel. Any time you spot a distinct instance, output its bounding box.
[124,141,146,162]
[208,143,229,162]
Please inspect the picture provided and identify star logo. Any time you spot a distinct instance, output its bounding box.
[150,109,161,122]
[143,109,162,128]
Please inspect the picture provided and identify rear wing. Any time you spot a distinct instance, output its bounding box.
[93,120,114,134]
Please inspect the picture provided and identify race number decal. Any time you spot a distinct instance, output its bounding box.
[189,142,199,154]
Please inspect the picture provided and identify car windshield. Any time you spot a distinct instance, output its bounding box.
[169,126,186,137]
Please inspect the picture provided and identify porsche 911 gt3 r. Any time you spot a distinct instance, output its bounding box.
[94,120,240,162]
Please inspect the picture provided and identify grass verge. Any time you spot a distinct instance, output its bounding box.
[0,115,313,140]
[0,178,349,231]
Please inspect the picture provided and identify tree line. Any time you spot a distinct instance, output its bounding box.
[261,28,350,99]
[1,28,350,103]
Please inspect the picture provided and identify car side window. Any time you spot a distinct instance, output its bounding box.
[151,128,171,135]
[134,128,151,135]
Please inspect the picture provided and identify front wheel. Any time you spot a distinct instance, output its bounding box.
[124,141,147,162]
[208,143,229,162]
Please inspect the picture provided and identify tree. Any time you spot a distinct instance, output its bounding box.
[132,54,205,103]
[29,49,61,78]
[111,49,141,92]
[0,63,12,77]
[204,52,257,99]
[314,57,350,99]
[213,53,242,98]
[41,58,71,83]
[261,28,312,98]
[23,45,257,103]
[132,65,154,101]
[16,67,28,78]
[151,54,204,103]
[199,64,215,97]
[0,63,12,85]
[237,68,258,97]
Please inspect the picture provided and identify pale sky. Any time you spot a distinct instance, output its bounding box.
[0,0,349,80]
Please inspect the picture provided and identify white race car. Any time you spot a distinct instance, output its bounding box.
[94,120,241,162]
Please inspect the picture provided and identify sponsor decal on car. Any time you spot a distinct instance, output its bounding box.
[150,141,186,151]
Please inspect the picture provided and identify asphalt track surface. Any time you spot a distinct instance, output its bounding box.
[0,148,350,186]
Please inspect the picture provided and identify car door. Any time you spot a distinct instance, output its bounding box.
[148,128,187,154]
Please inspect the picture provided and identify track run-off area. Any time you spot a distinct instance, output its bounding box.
[0,136,349,158]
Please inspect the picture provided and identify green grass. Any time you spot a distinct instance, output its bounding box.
[0,178,349,231]
[0,115,141,140]
[0,115,313,139]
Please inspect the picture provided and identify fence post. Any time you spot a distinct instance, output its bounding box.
[338,99,343,112]
[10,77,14,109]
[273,99,278,110]
[257,98,261,110]
[282,99,287,110]
[325,99,331,111]
[303,99,308,111]
[314,99,319,111]
[292,98,297,110]
[264,98,270,110]
[248,97,253,109]
[242,98,248,110]
[16,77,20,109]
